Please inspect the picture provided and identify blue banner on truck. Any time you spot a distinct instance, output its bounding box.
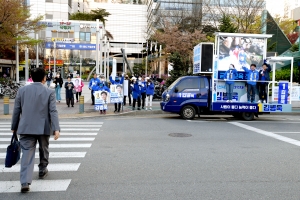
[212,102,258,112]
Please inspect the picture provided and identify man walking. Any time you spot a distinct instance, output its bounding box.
[11,68,60,193]
[46,70,53,87]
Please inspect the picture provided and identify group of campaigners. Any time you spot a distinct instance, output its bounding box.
[89,73,155,114]
[223,59,272,103]
[40,70,85,107]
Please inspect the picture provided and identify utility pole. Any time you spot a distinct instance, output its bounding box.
[96,19,99,74]
[36,34,39,68]
[25,47,29,81]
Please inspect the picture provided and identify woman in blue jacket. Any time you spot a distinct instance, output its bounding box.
[131,77,141,110]
[145,77,155,110]
[109,74,124,112]
[94,83,110,114]
[223,64,238,102]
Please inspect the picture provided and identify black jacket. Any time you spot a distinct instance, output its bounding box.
[53,77,63,88]
[46,72,53,81]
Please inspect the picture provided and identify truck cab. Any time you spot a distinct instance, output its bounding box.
[161,76,210,119]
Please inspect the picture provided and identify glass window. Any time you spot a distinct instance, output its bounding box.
[176,78,199,92]
[85,32,91,42]
[79,32,85,41]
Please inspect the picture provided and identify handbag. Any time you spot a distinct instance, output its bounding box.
[72,88,77,94]
[5,132,21,168]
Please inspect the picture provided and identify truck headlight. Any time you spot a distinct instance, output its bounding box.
[165,94,170,102]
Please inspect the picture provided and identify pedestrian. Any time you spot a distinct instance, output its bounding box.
[223,64,238,102]
[109,73,124,113]
[140,75,147,109]
[258,60,272,103]
[89,73,100,105]
[242,64,259,103]
[27,74,33,82]
[11,68,60,193]
[131,77,141,110]
[74,76,84,103]
[46,70,53,87]
[53,73,63,103]
[99,74,108,87]
[145,77,154,110]
[95,82,110,114]
[65,77,75,107]
[123,75,132,106]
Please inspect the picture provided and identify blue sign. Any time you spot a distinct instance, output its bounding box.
[45,42,99,50]
[278,82,288,104]
[218,71,247,80]
[212,102,258,112]
[216,92,238,101]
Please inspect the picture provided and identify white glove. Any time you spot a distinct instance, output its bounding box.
[224,79,227,81]
[130,84,133,87]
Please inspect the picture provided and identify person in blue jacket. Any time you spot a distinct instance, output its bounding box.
[242,64,259,103]
[145,77,155,110]
[258,60,272,103]
[131,77,141,110]
[89,73,101,105]
[94,82,110,114]
[140,75,147,109]
[109,74,124,112]
[223,64,238,103]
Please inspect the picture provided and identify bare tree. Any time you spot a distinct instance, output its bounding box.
[203,0,266,33]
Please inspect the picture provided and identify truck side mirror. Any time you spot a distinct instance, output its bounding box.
[174,86,178,93]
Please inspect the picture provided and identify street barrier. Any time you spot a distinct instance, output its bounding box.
[3,96,9,115]
[79,96,84,113]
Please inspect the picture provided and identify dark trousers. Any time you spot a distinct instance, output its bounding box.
[123,95,131,106]
[259,83,268,102]
[141,92,146,108]
[76,92,82,101]
[133,97,141,108]
[247,84,256,102]
[114,103,121,112]
[91,90,95,105]
[19,135,50,184]
[66,98,74,106]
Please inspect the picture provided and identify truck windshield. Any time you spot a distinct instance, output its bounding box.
[167,77,183,90]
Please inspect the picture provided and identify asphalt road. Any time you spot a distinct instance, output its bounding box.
[1,114,300,199]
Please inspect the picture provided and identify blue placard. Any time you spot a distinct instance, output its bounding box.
[212,102,258,112]
[278,82,288,104]
[218,71,247,80]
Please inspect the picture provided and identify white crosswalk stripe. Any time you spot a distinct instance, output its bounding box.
[0,121,103,193]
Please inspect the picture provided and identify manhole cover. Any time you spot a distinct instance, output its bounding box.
[168,133,192,137]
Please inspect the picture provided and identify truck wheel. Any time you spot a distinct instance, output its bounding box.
[241,112,254,121]
[181,106,196,120]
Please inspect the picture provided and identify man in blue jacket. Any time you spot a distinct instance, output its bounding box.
[131,77,141,110]
[242,64,259,103]
[109,74,124,112]
[89,73,101,105]
[223,64,238,102]
[258,60,272,103]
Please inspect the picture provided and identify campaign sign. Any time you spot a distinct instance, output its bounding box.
[110,85,123,103]
[263,105,270,112]
[212,102,258,112]
[278,82,288,104]
[94,91,110,110]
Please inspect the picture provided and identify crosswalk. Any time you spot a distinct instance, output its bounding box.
[0,121,103,193]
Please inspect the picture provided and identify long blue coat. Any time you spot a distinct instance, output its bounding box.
[131,82,141,99]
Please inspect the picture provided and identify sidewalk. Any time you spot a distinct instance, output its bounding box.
[0,81,163,119]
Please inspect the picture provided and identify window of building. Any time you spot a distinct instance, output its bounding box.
[79,32,91,42]
[45,14,53,19]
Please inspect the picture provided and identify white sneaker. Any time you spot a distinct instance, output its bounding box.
[263,100,266,103]
[149,108,152,110]
[226,100,230,102]
[145,108,148,110]
[257,100,261,103]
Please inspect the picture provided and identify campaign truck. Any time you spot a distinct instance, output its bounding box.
[160,33,294,120]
